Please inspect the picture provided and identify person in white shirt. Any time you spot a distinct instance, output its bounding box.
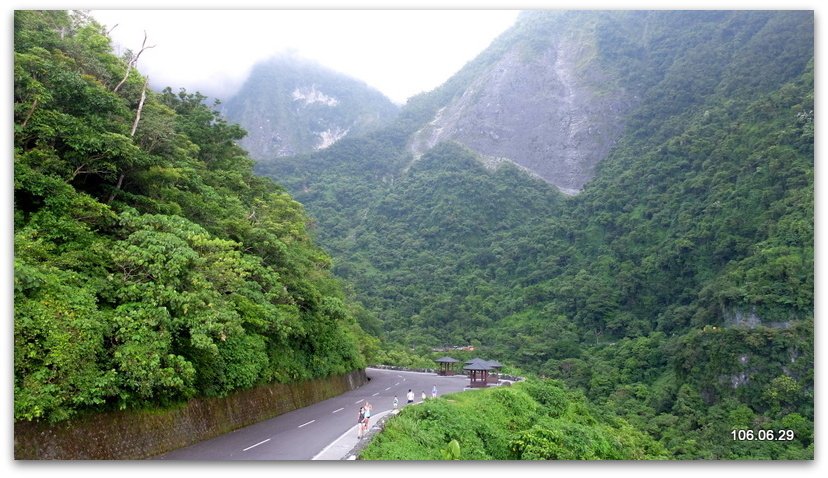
[363,402,372,434]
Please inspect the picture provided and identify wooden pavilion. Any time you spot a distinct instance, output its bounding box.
[485,359,503,383]
[463,359,494,388]
[434,356,460,376]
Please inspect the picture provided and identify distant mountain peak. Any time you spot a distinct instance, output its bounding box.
[221,54,398,160]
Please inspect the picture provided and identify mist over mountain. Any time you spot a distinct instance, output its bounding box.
[221,54,399,160]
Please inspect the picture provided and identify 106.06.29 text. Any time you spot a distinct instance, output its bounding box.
[731,429,795,441]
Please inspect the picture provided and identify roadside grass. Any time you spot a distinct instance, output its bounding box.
[359,379,669,460]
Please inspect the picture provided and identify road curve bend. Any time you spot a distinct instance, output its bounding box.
[155,367,470,460]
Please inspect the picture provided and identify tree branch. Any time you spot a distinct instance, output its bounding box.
[21,97,39,129]
[113,31,156,93]
[109,76,148,204]
[107,172,125,205]
[130,76,149,137]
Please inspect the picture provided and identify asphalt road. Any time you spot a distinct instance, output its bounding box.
[154,368,470,460]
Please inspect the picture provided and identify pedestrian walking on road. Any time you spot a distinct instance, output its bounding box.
[421,391,426,402]
[362,402,372,436]
[432,385,437,399]
[407,389,414,403]
[357,406,365,439]
[393,395,399,409]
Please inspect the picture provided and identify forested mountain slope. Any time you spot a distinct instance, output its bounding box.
[257,10,813,458]
[13,11,367,424]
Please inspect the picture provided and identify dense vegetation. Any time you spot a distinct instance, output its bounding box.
[258,11,813,459]
[13,11,366,424]
[360,379,668,460]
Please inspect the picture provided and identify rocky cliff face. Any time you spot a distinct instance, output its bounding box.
[222,55,399,161]
[409,18,634,194]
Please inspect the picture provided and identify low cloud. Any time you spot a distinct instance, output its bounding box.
[92,10,519,104]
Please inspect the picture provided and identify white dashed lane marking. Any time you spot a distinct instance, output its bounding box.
[243,438,271,452]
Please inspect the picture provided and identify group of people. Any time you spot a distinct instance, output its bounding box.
[356,385,439,439]
[406,385,437,403]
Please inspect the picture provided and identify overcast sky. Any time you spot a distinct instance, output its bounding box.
[89,10,520,105]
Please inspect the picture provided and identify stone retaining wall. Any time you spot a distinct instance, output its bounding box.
[14,369,367,460]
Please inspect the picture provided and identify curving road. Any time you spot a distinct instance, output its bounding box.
[154,367,471,460]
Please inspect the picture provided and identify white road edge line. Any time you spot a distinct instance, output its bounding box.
[298,420,315,428]
[311,409,394,460]
[312,423,362,460]
[332,407,344,413]
[242,438,271,451]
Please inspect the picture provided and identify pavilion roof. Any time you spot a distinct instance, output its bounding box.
[435,356,460,363]
[464,357,504,369]
[465,357,488,364]
[463,362,494,371]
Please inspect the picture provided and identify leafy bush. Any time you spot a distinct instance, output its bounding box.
[360,379,667,460]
